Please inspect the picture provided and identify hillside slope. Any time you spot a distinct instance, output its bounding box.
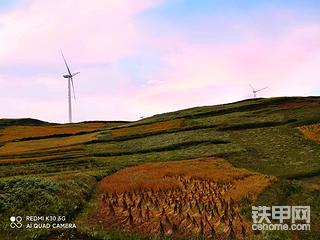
[0,97,319,240]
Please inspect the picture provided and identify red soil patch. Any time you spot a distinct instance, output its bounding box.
[278,100,320,109]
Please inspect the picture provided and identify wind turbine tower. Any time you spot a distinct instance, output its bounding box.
[249,84,267,99]
[61,50,80,123]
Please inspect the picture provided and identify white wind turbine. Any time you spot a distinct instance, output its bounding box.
[61,50,80,123]
[249,84,267,99]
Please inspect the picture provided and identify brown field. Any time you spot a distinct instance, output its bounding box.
[0,122,105,142]
[111,119,183,138]
[90,158,275,239]
[0,133,95,156]
[278,100,320,109]
[298,124,320,143]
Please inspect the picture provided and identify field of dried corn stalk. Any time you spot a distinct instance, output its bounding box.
[90,158,275,239]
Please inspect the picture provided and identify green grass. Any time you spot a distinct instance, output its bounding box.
[0,174,96,240]
[0,118,50,129]
[224,126,320,177]
[249,180,320,240]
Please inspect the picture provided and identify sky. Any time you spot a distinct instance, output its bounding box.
[0,0,320,123]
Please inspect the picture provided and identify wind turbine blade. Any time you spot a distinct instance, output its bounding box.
[70,77,76,100]
[256,87,268,92]
[249,83,255,91]
[60,49,72,76]
[72,72,80,77]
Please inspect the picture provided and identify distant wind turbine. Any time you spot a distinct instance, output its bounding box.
[61,50,80,123]
[249,84,267,99]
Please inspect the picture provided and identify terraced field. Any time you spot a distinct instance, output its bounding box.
[0,97,320,240]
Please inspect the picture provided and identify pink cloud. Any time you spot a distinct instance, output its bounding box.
[0,0,163,65]
[122,21,320,116]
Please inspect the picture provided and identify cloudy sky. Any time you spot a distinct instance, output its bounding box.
[1,0,320,123]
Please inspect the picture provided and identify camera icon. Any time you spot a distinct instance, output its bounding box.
[10,216,23,229]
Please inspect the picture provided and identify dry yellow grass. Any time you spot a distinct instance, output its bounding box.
[225,174,274,201]
[298,124,320,142]
[111,119,183,138]
[0,133,95,156]
[93,158,275,239]
[99,158,274,196]
[0,122,105,142]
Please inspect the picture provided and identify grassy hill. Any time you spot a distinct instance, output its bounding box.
[0,97,319,239]
[0,118,50,129]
